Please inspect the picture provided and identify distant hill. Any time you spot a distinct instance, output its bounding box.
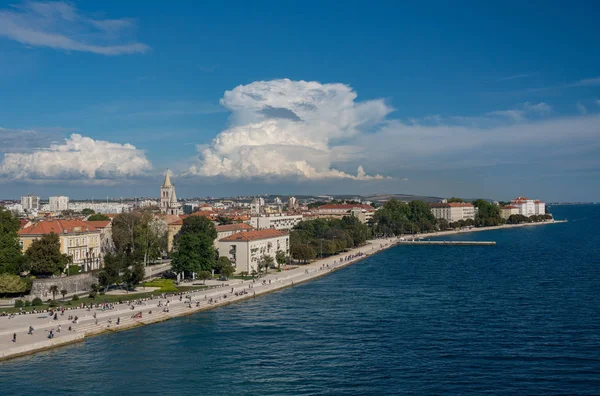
[357,193,443,203]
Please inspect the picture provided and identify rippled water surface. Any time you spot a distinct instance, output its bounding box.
[1,205,599,395]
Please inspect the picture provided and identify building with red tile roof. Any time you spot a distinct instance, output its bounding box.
[18,220,103,271]
[218,229,289,274]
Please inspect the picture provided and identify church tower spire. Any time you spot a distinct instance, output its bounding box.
[160,169,181,215]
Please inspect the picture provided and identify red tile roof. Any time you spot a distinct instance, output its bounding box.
[85,220,111,229]
[216,223,254,233]
[219,229,287,242]
[18,220,99,235]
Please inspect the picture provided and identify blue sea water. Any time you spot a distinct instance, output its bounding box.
[1,205,599,395]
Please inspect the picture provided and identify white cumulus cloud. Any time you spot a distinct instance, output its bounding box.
[189,79,391,180]
[0,134,152,180]
[0,1,149,55]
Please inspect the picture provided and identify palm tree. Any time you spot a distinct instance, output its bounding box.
[49,285,59,301]
[60,289,67,300]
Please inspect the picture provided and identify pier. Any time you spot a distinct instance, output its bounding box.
[396,240,496,246]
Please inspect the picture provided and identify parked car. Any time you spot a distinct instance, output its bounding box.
[218,276,228,281]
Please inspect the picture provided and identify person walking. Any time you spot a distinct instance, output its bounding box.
[12,333,16,343]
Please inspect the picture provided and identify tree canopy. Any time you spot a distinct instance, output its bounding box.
[472,199,503,227]
[372,199,436,235]
[0,207,25,274]
[290,216,369,262]
[171,216,217,276]
[25,233,70,276]
[111,209,167,265]
[87,213,110,221]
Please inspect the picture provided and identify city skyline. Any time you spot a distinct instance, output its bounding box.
[1,1,599,201]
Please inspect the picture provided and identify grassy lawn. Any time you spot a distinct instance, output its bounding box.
[0,284,209,313]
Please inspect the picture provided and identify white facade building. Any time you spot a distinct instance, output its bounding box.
[250,214,303,230]
[510,197,545,216]
[21,195,40,212]
[430,203,476,223]
[49,196,69,212]
[500,206,520,220]
[214,223,254,249]
[218,229,289,274]
[287,196,298,209]
[250,198,262,216]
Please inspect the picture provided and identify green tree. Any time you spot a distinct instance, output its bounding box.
[97,252,124,291]
[275,250,287,268]
[87,213,110,221]
[197,271,212,285]
[49,285,59,300]
[291,244,316,263]
[214,256,234,277]
[258,255,274,274]
[447,197,465,203]
[25,233,69,276]
[123,260,145,291]
[473,200,503,227]
[216,215,233,225]
[81,208,95,216]
[60,289,67,300]
[0,274,28,294]
[437,218,449,231]
[135,212,167,266]
[0,207,25,275]
[171,216,217,276]
[408,200,436,232]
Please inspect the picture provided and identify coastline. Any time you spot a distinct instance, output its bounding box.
[0,219,566,362]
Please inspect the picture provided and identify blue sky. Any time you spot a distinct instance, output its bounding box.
[1,0,599,201]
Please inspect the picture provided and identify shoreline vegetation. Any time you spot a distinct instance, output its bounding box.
[0,219,565,362]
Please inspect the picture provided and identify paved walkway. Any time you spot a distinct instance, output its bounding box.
[0,237,399,360]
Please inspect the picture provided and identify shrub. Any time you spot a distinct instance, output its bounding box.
[89,292,97,299]
[24,300,31,307]
[49,300,58,307]
[68,265,81,276]
[31,297,43,306]
[72,294,79,301]
[14,299,24,308]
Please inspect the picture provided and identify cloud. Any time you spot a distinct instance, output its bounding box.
[498,73,533,82]
[0,1,149,55]
[576,101,587,114]
[0,127,63,153]
[481,102,552,122]
[189,79,391,180]
[0,134,152,180]
[569,77,600,88]
[354,114,600,172]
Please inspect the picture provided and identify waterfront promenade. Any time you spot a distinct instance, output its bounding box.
[0,219,565,361]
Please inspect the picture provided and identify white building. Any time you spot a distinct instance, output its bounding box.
[430,203,476,223]
[160,170,181,216]
[214,223,254,249]
[49,196,69,212]
[250,198,262,216]
[250,214,303,230]
[218,229,289,274]
[287,196,298,209]
[21,195,40,212]
[510,197,545,216]
[317,204,376,224]
[500,206,520,220]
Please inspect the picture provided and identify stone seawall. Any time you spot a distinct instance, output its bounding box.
[30,273,98,300]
